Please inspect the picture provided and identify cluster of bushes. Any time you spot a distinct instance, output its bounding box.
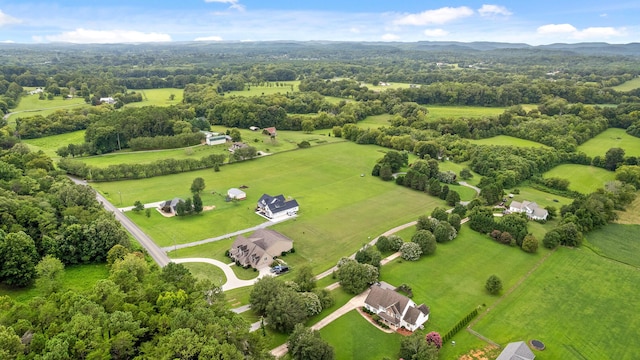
[442,308,479,343]
[58,153,226,181]
[490,230,539,253]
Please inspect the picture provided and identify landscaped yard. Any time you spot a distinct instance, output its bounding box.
[469,135,549,148]
[543,164,616,194]
[577,128,640,157]
[180,262,226,285]
[472,246,640,360]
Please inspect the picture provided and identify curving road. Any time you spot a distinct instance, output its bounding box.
[68,176,170,267]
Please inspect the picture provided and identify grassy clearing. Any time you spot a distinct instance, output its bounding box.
[23,130,86,159]
[506,186,574,209]
[615,194,640,224]
[358,114,394,129]
[321,310,403,360]
[97,142,447,273]
[585,224,640,267]
[180,262,226,286]
[7,94,88,125]
[0,263,109,303]
[123,88,183,107]
[472,246,640,360]
[469,135,549,148]
[225,81,300,97]
[543,164,615,194]
[612,77,640,92]
[426,105,506,120]
[577,128,640,157]
[365,82,414,91]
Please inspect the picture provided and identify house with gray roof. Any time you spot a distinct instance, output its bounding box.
[256,193,299,219]
[496,341,535,360]
[509,200,548,220]
[228,229,293,269]
[160,197,184,215]
[363,283,430,332]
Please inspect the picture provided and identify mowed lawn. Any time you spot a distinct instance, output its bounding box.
[585,224,640,267]
[473,246,640,360]
[426,105,506,120]
[93,142,447,273]
[577,128,640,157]
[469,135,549,148]
[123,88,184,107]
[543,164,615,194]
[321,310,403,360]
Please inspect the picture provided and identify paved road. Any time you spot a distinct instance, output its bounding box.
[459,181,481,195]
[68,176,171,267]
[171,257,271,291]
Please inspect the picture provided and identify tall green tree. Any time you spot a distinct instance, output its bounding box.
[336,258,378,294]
[192,193,203,214]
[35,255,65,294]
[0,230,39,287]
[288,324,334,360]
[190,177,206,194]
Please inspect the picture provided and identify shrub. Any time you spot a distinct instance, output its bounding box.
[426,332,443,349]
[400,242,422,261]
[521,234,539,253]
[485,275,503,295]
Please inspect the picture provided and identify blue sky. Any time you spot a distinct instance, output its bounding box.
[0,0,638,44]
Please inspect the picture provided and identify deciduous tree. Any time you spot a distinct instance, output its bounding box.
[485,275,502,295]
[288,324,334,360]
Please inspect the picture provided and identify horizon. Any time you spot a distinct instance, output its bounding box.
[0,1,638,45]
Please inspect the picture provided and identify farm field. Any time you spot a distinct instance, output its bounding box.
[469,135,549,148]
[543,164,616,194]
[585,224,640,267]
[23,130,86,159]
[612,77,640,92]
[7,94,88,124]
[472,246,640,360]
[95,141,448,273]
[426,105,506,120]
[577,128,640,157]
[225,81,299,96]
[615,195,640,224]
[123,88,183,107]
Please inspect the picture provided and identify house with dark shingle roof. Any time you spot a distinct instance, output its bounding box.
[160,198,184,215]
[256,193,299,219]
[228,229,293,269]
[496,341,535,360]
[364,282,430,332]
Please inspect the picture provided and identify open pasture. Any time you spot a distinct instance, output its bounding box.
[7,94,88,125]
[576,128,640,157]
[472,246,640,360]
[612,77,640,92]
[94,142,447,273]
[585,224,640,267]
[224,81,299,97]
[426,105,506,120]
[543,164,615,194]
[123,88,183,107]
[469,135,549,148]
[615,194,640,225]
[23,130,86,159]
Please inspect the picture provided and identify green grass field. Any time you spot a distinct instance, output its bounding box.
[585,224,640,267]
[426,106,506,120]
[0,263,109,303]
[357,114,394,129]
[615,194,640,225]
[506,186,574,209]
[94,142,448,273]
[612,77,640,92]
[23,130,86,159]
[469,135,549,148]
[7,94,88,125]
[543,164,616,194]
[321,310,403,360]
[123,88,184,107]
[576,128,640,157]
[472,246,640,360]
[225,81,300,97]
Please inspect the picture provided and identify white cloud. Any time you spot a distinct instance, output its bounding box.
[0,9,21,26]
[394,7,474,26]
[423,28,449,37]
[205,0,245,11]
[478,4,512,17]
[537,23,626,40]
[42,28,171,44]
[537,23,577,34]
[194,35,223,41]
[381,33,400,41]
[574,27,626,39]
[1,40,15,43]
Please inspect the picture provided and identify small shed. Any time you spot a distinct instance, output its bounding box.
[227,188,247,200]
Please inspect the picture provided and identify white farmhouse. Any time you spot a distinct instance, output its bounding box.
[509,200,548,220]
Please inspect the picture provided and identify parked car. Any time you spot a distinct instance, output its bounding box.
[271,265,289,274]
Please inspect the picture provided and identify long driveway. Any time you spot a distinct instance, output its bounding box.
[171,258,271,291]
[68,176,170,267]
